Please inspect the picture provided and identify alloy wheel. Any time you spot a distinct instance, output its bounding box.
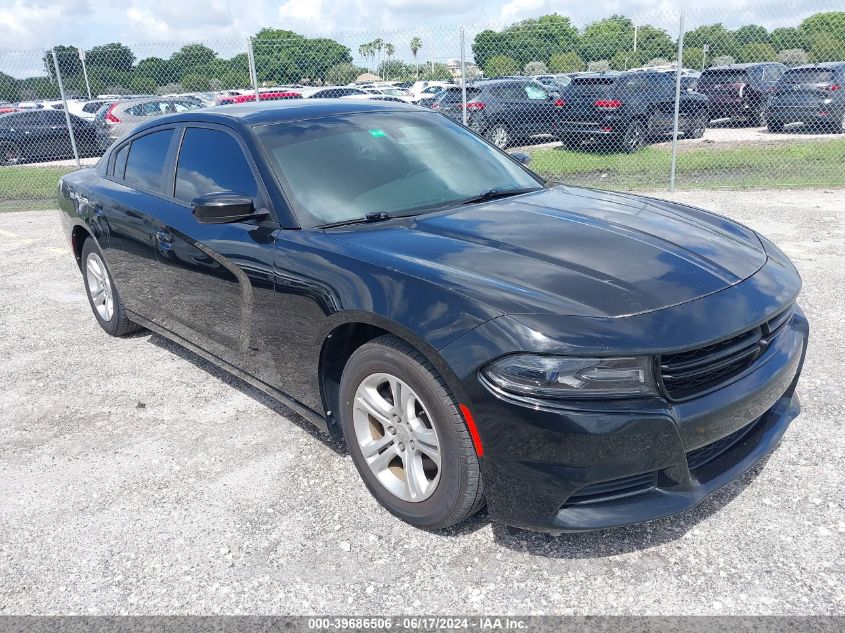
[352,372,441,502]
[0,142,20,166]
[489,125,509,149]
[85,252,114,322]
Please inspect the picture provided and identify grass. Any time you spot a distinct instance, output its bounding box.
[0,165,75,211]
[528,138,845,190]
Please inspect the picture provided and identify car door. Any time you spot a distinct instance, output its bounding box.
[520,82,559,135]
[95,126,177,317]
[10,111,52,158]
[151,123,280,373]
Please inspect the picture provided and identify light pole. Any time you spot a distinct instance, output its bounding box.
[79,48,92,100]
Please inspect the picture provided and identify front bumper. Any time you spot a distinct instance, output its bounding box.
[460,308,808,531]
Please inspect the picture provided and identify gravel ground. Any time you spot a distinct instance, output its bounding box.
[0,189,843,615]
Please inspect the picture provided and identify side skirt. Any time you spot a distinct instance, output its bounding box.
[127,310,332,436]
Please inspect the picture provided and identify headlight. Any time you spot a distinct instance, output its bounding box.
[482,355,657,398]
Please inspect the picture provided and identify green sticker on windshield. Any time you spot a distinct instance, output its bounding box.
[369,129,386,137]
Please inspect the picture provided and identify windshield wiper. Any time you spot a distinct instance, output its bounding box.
[317,211,400,229]
[448,187,541,208]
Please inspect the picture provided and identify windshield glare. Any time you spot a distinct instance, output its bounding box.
[254,111,541,227]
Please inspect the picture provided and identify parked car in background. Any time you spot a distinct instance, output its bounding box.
[766,62,845,134]
[696,63,786,126]
[67,99,110,121]
[94,97,205,150]
[426,86,467,110]
[15,101,43,110]
[58,99,807,532]
[554,71,709,152]
[0,109,99,165]
[304,86,369,99]
[408,81,454,102]
[340,94,410,104]
[434,78,565,149]
[217,90,302,105]
[531,74,572,92]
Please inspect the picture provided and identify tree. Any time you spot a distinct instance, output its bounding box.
[180,72,211,92]
[809,33,845,62]
[472,14,578,68]
[130,76,158,94]
[682,47,706,71]
[252,29,351,84]
[410,37,422,78]
[383,43,396,79]
[644,57,670,67]
[0,71,19,102]
[771,27,808,52]
[86,43,135,72]
[734,24,770,46]
[609,51,630,70]
[219,70,251,90]
[710,55,736,67]
[580,15,634,61]
[548,51,584,72]
[134,57,178,86]
[170,44,217,75]
[44,45,83,79]
[684,24,738,59]
[587,60,611,72]
[739,43,777,62]
[484,55,520,77]
[524,61,548,75]
[635,25,675,61]
[777,48,809,66]
[420,63,453,81]
[326,63,366,85]
[377,60,409,80]
[800,12,845,43]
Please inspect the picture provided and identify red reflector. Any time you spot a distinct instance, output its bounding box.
[823,85,840,91]
[595,99,622,109]
[819,111,829,116]
[459,404,484,457]
[601,126,613,132]
[463,101,485,110]
[431,102,439,109]
[553,98,566,107]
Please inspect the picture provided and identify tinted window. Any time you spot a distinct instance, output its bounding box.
[699,69,749,84]
[524,83,548,100]
[174,128,259,203]
[41,110,67,124]
[782,68,835,84]
[124,129,174,191]
[10,112,44,125]
[112,144,129,179]
[82,101,104,113]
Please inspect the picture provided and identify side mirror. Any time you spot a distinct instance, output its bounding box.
[509,151,531,166]
[192,192,263,224]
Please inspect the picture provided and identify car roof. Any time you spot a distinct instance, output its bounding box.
[786,62,845,70]
[128,99,424,131]
[703,62,784,71]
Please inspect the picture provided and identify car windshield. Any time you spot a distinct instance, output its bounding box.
[782,68,836,84]
[254,111,541,228]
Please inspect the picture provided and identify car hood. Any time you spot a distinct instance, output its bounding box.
[328,186,766,318]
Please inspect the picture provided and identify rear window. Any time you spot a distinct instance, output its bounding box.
[82,101,104,113]
[699,69,749,84]
[782,68,836,84]
[124,129,174,191]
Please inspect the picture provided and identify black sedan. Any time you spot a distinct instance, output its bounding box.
[58,100,807,531]
[0,109,99,165]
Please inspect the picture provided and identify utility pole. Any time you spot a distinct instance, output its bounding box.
[670,13,685,193]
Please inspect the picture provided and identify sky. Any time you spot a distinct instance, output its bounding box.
[0,0,836,77]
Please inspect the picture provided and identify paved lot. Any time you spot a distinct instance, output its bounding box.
[0,189,843,615]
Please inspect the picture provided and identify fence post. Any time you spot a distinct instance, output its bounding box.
[246,37,260,101]
[669,11,685,193]
[51,48,81,170]
[460,27,467,125]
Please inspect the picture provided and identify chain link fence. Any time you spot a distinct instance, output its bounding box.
[1,4,844,210]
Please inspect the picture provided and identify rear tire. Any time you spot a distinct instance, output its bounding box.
[0,141,21,166]
[338,335,485,530]
[767,119,784,133]
[485,124,510,149]
[620,119,646,153]
[81,238,144,337]
[685,111,708,139]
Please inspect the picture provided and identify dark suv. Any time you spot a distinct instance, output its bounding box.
[432,79,564,149]
[697,63,787,126]
[766,63,845,133]
[554,71,709,152]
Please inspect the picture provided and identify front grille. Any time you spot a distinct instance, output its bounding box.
[659,306,793,400]
[562,472,657,507]
[686,417,761,470]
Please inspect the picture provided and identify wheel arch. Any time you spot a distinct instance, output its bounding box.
[317,312,470,436]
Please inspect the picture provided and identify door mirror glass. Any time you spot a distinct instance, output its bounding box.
[192,192,260,224]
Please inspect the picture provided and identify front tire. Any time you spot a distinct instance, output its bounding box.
[81,238,143,337]
[0,141,21,166]
[620,119,646,153]
[339,335,484,530]
[685,110,708,139]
